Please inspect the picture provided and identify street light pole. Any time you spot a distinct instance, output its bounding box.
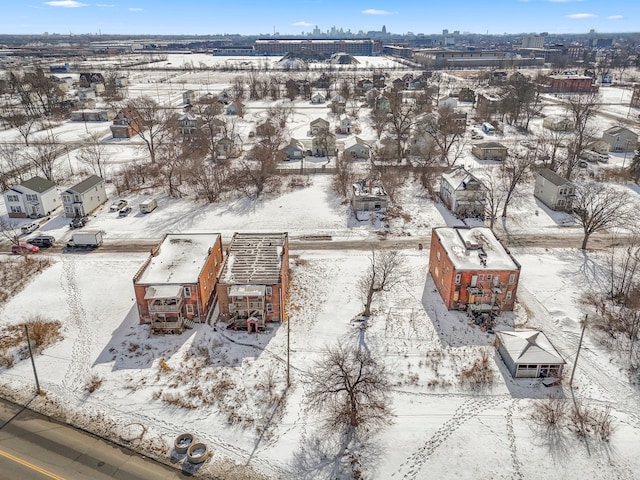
[25,326,41,395]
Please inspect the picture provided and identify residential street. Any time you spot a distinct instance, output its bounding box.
[0,397,189,480]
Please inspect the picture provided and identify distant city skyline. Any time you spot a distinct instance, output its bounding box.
[1,0,637,36]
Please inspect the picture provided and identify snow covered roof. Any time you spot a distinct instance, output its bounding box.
[441,168,485,191]
[143,284,183,299]
[496,330,565,365]
[433,227,519,271]
[603,125,636,136]
[220,233,287,285]
[136,233,220,285]
[344,136,370,150]
[475,141,507,150]
[311,117,329,127]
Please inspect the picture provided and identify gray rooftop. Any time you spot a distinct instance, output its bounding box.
[20,176,56,193]
[67,175,104,194]
[537,168,571,187]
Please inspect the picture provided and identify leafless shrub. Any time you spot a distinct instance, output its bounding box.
[157,358,172,372]
[460,349,495,387]
[529,396,568,428]
[161,391,198,409]
[85,374,104,393]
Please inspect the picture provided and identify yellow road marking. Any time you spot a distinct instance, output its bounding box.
[0,448,66,480]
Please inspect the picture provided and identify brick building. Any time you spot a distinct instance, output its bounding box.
[428,227,521,318]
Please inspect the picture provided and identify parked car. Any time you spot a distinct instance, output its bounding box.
[109,199,128,212]
[21,222,39,234]
[118,206,132,217]
[471,134,484,140]
[11,243,39,254]
[29,235,55,248]
[70,216,88,229]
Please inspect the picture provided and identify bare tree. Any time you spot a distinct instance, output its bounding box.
[186,157,230,203]
[22,141,60,181]
[607,233,640,304]
[125,96,175,163]
[369,109,388,140]
[572,182,631,250]
[630,148,640,184]
[562,92,600,180]
[77,133,108,178]
[500,151,534,218]
[305,341,392,436]
[332,153,357,199]
[358,249,406,317]
[537,127,568,172]
[385,92,419,160]
[419,106,465,165]
[0,144,28,190]
[483,173,508,231]
[0,216,21,247]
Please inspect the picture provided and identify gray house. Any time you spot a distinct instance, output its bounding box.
[495,330,565,378]
[280,139,305,160]
[439,168,487,218]
[351,180,389,219]
[343,136,371,159]
[61,175,107,218]
[601,126,638,153]
[533,168,574,212]
[472,142,508,161]
[310,118,330,136]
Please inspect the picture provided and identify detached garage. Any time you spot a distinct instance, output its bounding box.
[495,330,565,378]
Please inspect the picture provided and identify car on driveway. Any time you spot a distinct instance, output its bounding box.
[29,235,55,248]
[109,199,128,212]
[21,222,39,234]
[11,243,39,254]
[118,206,132,217]
[70,216,88,229]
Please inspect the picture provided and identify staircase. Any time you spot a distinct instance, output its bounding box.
[184,318,195,329]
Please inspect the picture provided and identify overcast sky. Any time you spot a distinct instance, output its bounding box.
[0,0,636,36]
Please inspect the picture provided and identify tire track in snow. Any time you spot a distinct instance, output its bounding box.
[393,396,506,480]
[60,255,93,394]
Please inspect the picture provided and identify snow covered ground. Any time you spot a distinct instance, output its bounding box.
[1,62,640,479]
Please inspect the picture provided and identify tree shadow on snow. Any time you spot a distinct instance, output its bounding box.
[289,429,384,480]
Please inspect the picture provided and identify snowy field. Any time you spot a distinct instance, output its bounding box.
[1,61,640,479]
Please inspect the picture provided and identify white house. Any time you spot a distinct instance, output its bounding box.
[533,168,575,212]
[338,114,352,134]
[343,136,371,159]
[601,126,638,153]
[496,330,565,378]
[61,175,107,218]
[439,168,487,218]
[3,176,59,218]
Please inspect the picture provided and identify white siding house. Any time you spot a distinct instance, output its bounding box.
[61,175,107,218]
[2,176,59,218]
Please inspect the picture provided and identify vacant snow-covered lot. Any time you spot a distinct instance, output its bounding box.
[1,58,640,479]
[1,181,639,479]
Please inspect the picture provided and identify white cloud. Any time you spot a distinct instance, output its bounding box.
[362,9,393,15]
[607,15,623,20]
[128,7,142,11]
[44,0,88,7]
[566,13,597,19]
[292,21,313,27]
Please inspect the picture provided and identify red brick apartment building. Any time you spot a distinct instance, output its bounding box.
[216,233,289,332]
[133,233,224,334]
[429,227,521,316]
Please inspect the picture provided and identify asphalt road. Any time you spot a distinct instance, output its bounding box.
[0,397,189,480]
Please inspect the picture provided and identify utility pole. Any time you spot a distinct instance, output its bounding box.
[569,314,588,389]
[286,315,290,387]
[25,326,41,395]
